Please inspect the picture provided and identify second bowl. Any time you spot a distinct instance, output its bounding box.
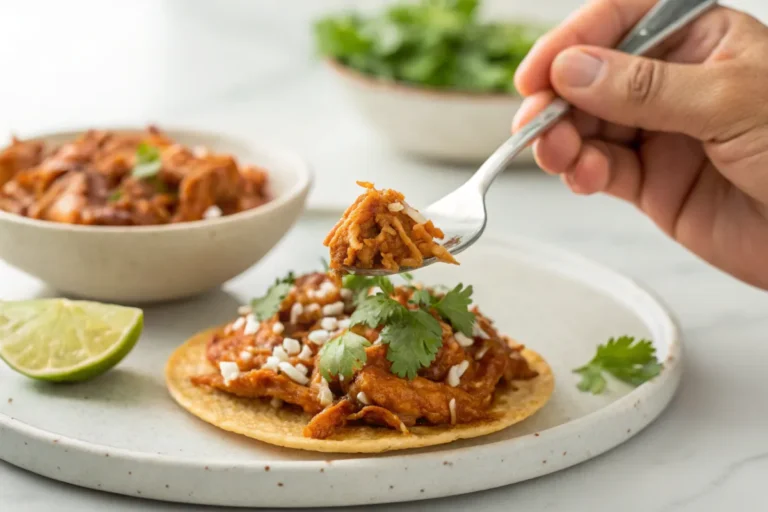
[0,128,312,303]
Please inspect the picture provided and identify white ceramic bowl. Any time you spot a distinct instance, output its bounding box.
[0,128,312,304]
[329,61,533,165]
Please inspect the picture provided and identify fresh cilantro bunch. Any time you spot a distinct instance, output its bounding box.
[574,336,663,394]
[250,272,296,321]
[314,0,544,94]
[320,279,476,380]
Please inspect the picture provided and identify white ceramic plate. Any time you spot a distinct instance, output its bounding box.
[0,215,681,508]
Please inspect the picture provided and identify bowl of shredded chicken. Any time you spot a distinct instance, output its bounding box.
[0,126,312,303]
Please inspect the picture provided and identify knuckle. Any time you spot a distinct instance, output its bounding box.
[626,59,664,106]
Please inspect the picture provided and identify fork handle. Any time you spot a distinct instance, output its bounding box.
[469,0,719,195]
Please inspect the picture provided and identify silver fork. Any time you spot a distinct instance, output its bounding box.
[347,0,719,277]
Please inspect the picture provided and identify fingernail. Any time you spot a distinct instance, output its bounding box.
[555,50,603,88]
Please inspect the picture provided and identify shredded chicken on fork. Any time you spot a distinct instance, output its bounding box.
[323,181,458,272]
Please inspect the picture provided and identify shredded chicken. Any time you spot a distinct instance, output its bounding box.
[323,181,458,272]
[191,272,538,439]
[0,126,270,225]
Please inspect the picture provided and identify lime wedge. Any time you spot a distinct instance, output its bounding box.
[0,299,143,382]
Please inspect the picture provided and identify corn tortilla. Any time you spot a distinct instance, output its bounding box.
[166,328,555,453]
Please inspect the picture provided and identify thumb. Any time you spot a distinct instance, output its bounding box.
[550,46,721,140]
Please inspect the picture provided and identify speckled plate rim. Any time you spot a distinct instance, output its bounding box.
[0,232,682,508]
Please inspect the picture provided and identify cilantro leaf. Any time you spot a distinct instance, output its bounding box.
[342,274,393,306]
[250,272,296,321]
[350,294,408,329]
[575,365,606,394]
[433,283,474,336]
[574,336,662,394]
[374,276,395,295]
[410,288,433,308]
[381,309,442,379]
[401,272,414,283]
[317,331,371,381]
[132,142,163,179]
[107,190,122,203]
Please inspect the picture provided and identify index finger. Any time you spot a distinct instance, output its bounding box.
[514,0,660,96]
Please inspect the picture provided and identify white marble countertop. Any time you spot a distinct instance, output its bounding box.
[1,1,767,511]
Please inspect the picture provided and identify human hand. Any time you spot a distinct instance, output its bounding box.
[513,0,768,290]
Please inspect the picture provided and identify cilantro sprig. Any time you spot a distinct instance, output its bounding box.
[433,284,474,336]
[317,331,371,381]
[250,272,296,321]
[314,0,545,94]
[574,336,663,394]
[408,284,475,336]
[348,282,455,380]
[350,294,407,328]
[341,274,394,306]
[381,308,443,379]
[131,142,163,179]
[329,276,478,380]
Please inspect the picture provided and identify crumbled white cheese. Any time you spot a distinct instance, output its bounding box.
[337,318,351,330]
[373,336,383,346]
[272,346,289,362]
[278,362,309,385]
[203,205,223,219]
[298,344,313,360]
[403,204,427,224]
[387,202,404,212]
[320,281,337,295]
[237,305,252,316]
[295,363,309,375]
[308,329,331,345]
[231,316,246,331]
[320,317,338,331]
[219,361,240,385]
[472,322,490,339]
[369,286,383,296]
[356,392,370,405]
[272,322,285,334]
[340,288,353,300]
[475,344,490,360]
[449,398,457,425]
[243,314,260,336]
[447,360,470,387]
[239,351,252,361]
[322,301,345,316]
[290,302,304,324]
[262,356,280,372]
[306,303,321,314]
[454,332,474,348]
[283,337,301,355]
[318,378,334,407]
